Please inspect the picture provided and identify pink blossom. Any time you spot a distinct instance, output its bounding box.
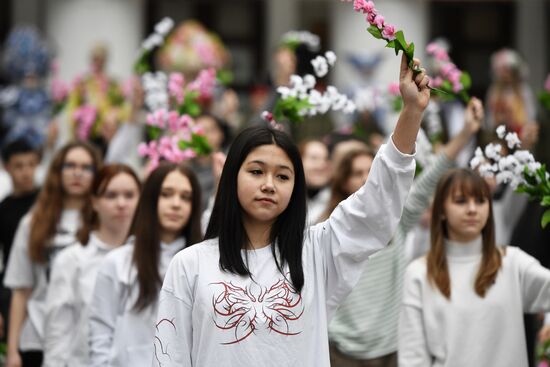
[374,15,385,29]
[146,109,167,128]
[382,24,396,41]
[168,72,185,104]
[73,105,97,141]
[545,74,550,92]
[261,111,274,122]
[388,82,400,96]
[364,1,376,13]
[447,69,461,84]
[51,79,69,103]
[432,76,443,88]
[353,0,367,12]
[426,43,438,55]
[452,81,463,93]
[440,63,456,77]
[187,68,216,100]
[366,11,377,25]
[167,110,180,132]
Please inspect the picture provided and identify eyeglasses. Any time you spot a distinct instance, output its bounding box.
[62,162,95,175]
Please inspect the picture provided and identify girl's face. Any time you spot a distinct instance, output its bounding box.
[61,147,95,197]
[344,154,373,195]
[302,141,330,189]
[93,172,140,234]
[157,170,193,240]
[443,189,489,242]
[237,144,295,227]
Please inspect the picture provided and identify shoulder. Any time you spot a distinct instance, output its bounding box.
[54,243,84,265]
[405,256,428,279]
[502,246,539,268]
[173,238,219,265]
[98,244,134,277]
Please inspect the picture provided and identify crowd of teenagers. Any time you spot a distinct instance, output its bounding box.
[1,22,550,367]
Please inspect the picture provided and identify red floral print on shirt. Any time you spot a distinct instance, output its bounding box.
[210,277,304,345]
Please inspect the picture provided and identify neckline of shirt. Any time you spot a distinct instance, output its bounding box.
[444,236,483,260]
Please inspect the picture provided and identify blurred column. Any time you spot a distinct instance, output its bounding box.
[516,0,547,90]
[265,0,299,70]
[46,0,145,81]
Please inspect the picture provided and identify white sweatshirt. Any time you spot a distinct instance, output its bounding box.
[88,238,185,367]
[399,237,550,367]
[153,140,416,367]
[43,233,119,367]
[3,209,80,351]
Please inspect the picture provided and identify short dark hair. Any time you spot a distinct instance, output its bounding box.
[1,138,40,163]
[205,126,307,292]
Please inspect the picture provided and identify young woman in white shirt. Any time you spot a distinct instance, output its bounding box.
[42,163,141,367]
[88,162,202,367]
[153,54,430,367]
[4,141,101,367]
[399,168,550,367]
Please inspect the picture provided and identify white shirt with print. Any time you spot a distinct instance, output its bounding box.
[153,139,415,367]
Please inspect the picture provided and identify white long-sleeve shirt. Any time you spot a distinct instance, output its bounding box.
[88,238,185,367]
[399,237,550,367]
[153,139,416,367]
[43,233,119,367]
[4,209,80,351]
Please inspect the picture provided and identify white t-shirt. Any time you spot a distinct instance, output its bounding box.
[43,233,119,367]
[3,209,80,350]
[399,237,550,367]
[88,238,185,367]
[153,140,416,367]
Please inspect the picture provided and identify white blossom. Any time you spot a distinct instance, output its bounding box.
[311,56,328,78]
[325,51,337,66]
[154,17,174,36]
[303,74,316,89]
[276,86,291,99]
[496,171,514,185]
[513,150,535,164]
[343,100,356,114]
[496,125,506,139]
[484,143,502,161]
[505,132,521,149]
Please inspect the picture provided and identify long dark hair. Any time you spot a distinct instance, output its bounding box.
[205,126,307,292]
[76,164,141,245]
[131,162,202,311]
[427,168,501,299]
[29,141,101,263]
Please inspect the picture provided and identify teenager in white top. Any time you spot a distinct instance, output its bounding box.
[43,164,141,366]
[399,168,550,367]
[153,54,431,367]
[88,162,202,367]
[4,141,101,367]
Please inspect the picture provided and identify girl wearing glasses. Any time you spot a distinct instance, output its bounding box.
[4,141,101,367]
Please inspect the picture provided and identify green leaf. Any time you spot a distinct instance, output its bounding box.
[460,72,472,90]
[541,209,550,228]
[406,42,415,62]
[367,25,383,40]
[542,196,550,207]
[386,40,396,49]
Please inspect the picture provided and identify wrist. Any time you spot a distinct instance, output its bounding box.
[401,105,424,120]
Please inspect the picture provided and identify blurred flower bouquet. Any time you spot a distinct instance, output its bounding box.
[136,18,213,169]
[263,51,356,126]
[538,74,550,111]
[470,125,550,227]
[50,61,69,115]
[426,42,471,103]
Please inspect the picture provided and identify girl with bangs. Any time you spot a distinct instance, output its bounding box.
[42,164,141,366]
[88,162,202,367]
[4,141,101,367]
[399,168,550,367]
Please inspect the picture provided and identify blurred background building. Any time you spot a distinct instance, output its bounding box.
[0,0,548,109]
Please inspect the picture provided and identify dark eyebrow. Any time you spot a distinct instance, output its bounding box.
[247,160,294,174]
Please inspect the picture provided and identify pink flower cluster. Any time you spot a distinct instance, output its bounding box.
[51,79,69,104]
[545,74,550,92]
[188,68,217,100]
[353,0,396,41]
[426,43,464,93]
[73,105,97,141]
[146,109,193,133]
[138,136,197,171]
[426,42,450,62]
[168,72,185,104]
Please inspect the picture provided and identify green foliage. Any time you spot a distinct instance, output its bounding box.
[516,164,550,227]
[539,91,550,111]
[133,51,151,75]
[178,133,212,156]
[273,96,313,124]
[177,91,202,117]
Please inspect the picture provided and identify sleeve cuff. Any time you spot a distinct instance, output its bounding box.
[386,134,416,165]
